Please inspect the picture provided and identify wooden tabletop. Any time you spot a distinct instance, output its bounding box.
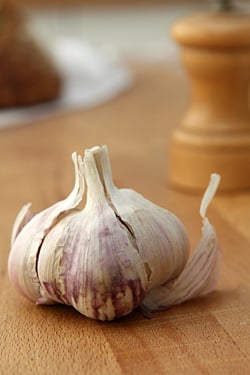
[1,61,250,374]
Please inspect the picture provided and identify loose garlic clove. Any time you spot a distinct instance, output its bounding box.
[37,150,148,320]
[8,145,221,321]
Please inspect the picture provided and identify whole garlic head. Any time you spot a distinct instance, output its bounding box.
[8,145,221,321]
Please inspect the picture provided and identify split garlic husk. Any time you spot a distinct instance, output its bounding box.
[8,145,221,321]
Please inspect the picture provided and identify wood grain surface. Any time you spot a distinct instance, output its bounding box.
[1,62,250,374]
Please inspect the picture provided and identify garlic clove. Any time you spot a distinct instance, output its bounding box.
[8,153,84,302]
[92,145,190,289]
[141,174,221,312]
[37,150,148,320]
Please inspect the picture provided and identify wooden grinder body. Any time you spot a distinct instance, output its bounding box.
[168,12,250,191]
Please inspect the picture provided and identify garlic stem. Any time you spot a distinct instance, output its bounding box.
[92,145,117,196]
[84,150,107,203]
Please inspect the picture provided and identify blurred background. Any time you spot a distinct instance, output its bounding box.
[0,0,249,127]
[14,0,211,58]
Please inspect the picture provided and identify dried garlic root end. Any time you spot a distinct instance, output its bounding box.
[141,173,221,313]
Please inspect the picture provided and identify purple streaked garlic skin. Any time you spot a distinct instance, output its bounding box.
[8,145,221,321]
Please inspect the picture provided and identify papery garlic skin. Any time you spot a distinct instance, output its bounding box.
[141,174,221,312]
[8,145,221,321]
[8,153,84,302]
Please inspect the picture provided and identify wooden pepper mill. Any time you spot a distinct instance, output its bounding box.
[168,1,250,191]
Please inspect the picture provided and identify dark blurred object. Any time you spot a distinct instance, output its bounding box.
[0,0,61,107]
[211,0,233,10]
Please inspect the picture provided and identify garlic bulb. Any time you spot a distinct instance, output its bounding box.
[8,145,221,321]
